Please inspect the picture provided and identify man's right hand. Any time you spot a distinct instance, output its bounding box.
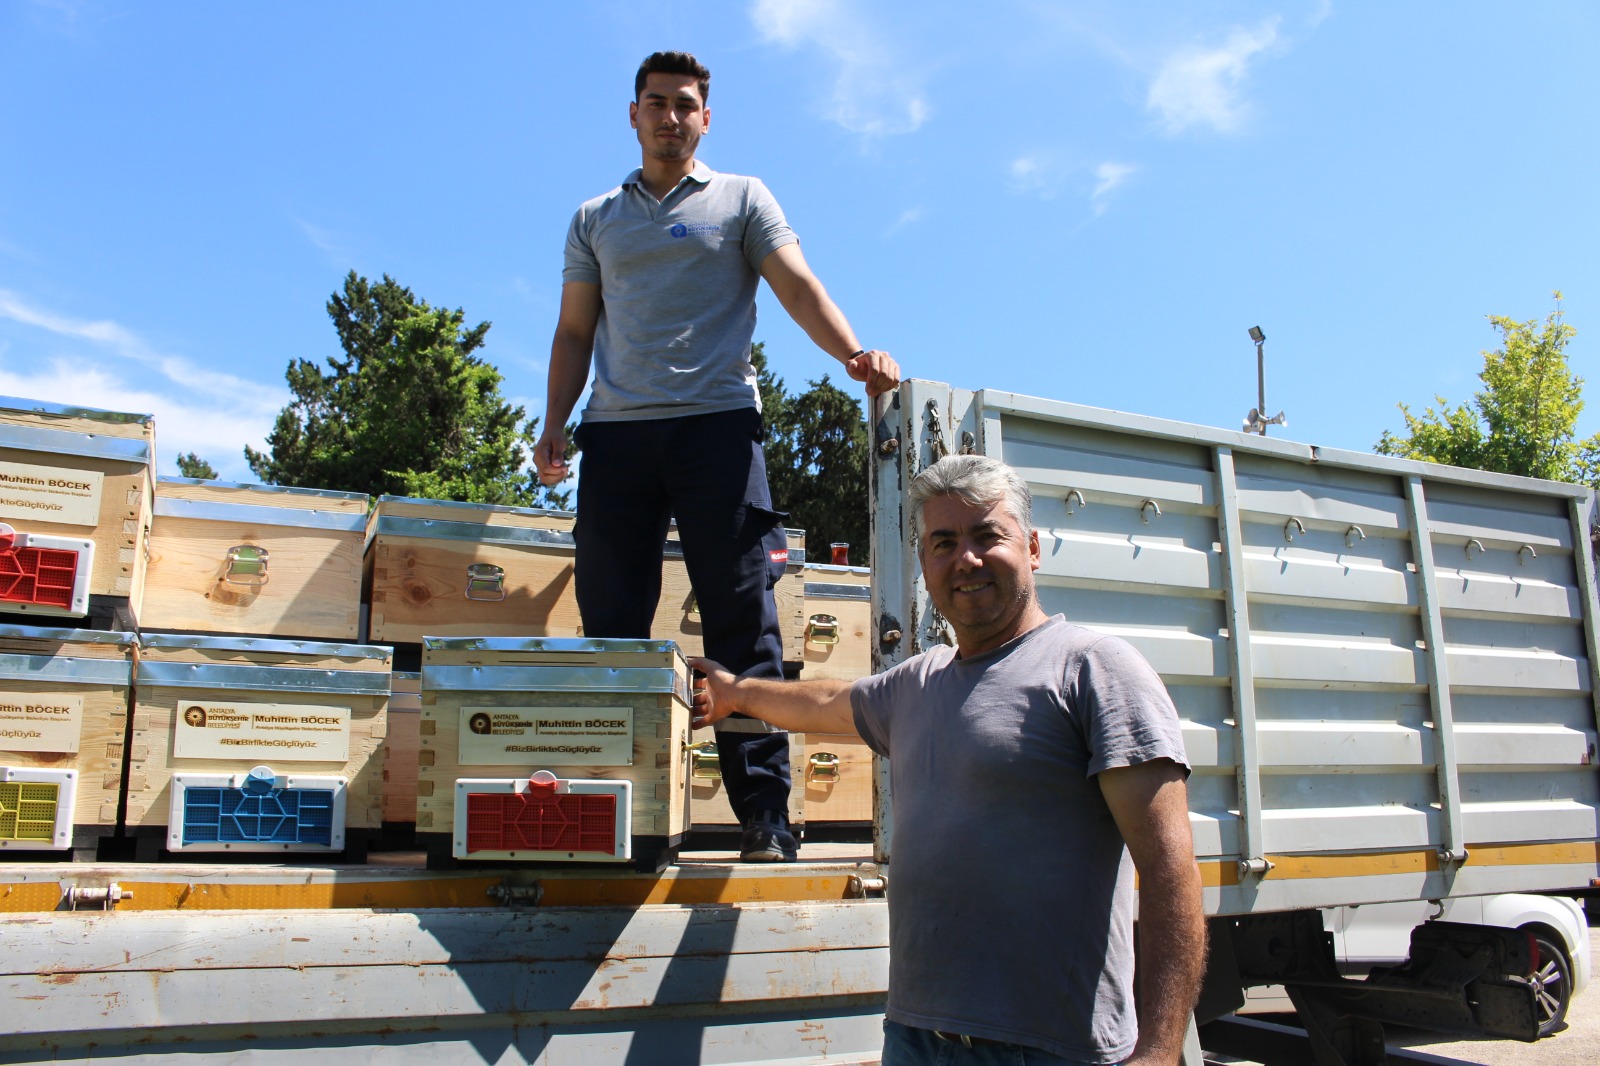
[534,427,570,486]
[846,348,901,398]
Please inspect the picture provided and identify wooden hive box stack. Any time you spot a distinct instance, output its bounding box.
[0,396,155,629]
[364,496,809,664]
[685,725,806,836]
[658,523,808,664]
[142,478,369,641]
[796,564,876,830]
[126,633,390,861]
[417,637,692,872]
[0,625,135,860]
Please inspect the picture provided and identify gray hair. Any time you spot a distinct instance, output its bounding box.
[908,455,1033,537]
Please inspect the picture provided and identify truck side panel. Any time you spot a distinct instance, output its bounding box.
[871,381,1600,916]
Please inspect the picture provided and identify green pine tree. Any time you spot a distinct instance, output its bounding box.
[246,272,573,508]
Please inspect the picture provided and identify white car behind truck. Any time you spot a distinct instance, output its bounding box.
[3,376,1599,1065]
[1240,891,1592,1035]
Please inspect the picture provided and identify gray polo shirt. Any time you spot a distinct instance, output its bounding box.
[851,617,1190,1062]
[562,161,798,422]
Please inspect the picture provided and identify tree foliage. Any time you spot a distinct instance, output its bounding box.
[175,452,218,480]
[246,272,572,508]
[754,343,871,565]
[1376,295,1599,486]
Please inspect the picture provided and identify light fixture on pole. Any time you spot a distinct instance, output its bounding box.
[1242,325,1287,435]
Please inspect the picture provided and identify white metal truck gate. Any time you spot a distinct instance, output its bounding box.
[870,380,1600,916]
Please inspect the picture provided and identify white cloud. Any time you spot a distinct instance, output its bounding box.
[750,0,930,137]
[294,217,353,270]
[1147,20,1279,135]
[1091,162,1138,214]
[1008,154,1060,199]
[888,207,923,234]
[0,290,286,481]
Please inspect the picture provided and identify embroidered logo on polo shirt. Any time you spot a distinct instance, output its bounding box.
[670,222,722,238]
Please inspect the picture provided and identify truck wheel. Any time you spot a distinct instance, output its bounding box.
[1521,927,1573,1037]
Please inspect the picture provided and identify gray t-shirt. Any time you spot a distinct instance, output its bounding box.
[562,160,798,421]
[850,616,1189,1063]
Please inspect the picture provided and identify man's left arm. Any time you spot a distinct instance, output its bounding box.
[1099,757,1207,1066]
[758,242,899,396]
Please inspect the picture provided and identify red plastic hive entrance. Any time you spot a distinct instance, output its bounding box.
[465,791,618,853]
[0,546,79,609]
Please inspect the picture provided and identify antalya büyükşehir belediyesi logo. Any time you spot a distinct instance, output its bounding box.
[183,705,207,728]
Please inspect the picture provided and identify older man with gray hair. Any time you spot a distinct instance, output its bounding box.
[692,454,1206,1065]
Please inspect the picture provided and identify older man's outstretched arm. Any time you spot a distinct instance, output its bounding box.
[689,657,859,737]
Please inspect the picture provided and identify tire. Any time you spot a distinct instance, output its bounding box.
[1522,927,1574,1037]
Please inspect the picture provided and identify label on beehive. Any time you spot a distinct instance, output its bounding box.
[459,705,634,766]
[0,461,105,527]
[173,700,351,761]
[0,693,83,753]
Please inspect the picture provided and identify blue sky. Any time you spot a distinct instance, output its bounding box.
[2,0,1596,484]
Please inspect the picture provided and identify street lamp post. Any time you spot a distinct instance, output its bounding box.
[1242,325,1286,435]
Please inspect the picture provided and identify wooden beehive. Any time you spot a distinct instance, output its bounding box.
[417,637,692,871]
[656,525,807,663]
[364,497,580,645]
[127,633,390,860]
[143,478,368,640]
[0,625,135,858]
[364,496,808,661]
[797,565,875,826]
[686,725,805,831]
[799,564,872,681]
[0,396,154,628]
[797,733,874,827]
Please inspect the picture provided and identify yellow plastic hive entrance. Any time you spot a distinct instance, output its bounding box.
[0,782,59,842]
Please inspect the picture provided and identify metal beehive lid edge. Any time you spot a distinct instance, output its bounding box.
[0,421,152,464]
[802,562,871,575]
[153,495,368,532]
[157,476,370,503]
[136,660,391,694]
[421,663,686,695]
[421,636,683,656]
[1,395,153,424]
[804,582,872,601]
[0,624,137,645]
[137,633,392,660]
[369,514,575,548]
[368,496,805,533]
[373,494,577,520]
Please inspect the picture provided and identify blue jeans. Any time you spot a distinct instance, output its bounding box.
[881,1021,1119,1066]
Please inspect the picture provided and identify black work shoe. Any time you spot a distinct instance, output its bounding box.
[740,809,798,863]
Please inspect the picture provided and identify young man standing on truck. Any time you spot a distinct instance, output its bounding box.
[691,455,1207,1064]
[533,51,899,863]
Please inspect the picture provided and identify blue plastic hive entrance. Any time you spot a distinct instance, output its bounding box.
[0,782,59,842]
[181,785,335,847]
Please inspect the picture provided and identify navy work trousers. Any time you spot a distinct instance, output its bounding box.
[573,408,793,824]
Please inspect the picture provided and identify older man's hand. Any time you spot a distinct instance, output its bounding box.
[688,657,738,730]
